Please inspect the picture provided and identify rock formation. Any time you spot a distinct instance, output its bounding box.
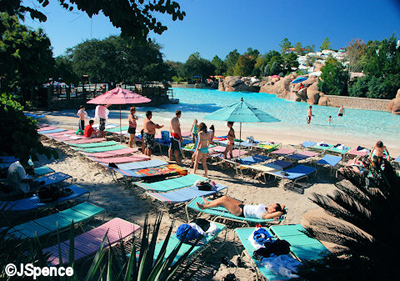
[388,88,400,115]
[220,76,261,92]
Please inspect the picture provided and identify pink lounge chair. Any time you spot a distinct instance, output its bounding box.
[83,147,138,158]
[91,154,150,164]
[270,148,296,157]
[46,130,76,136]
[46,218,140,265]
[347,147,370,157]
[38,126,57,132]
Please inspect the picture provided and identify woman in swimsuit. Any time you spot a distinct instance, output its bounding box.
[193,122,214,177]
[223,122,235,159]
[196,195,285,220]
[369,141,391,169]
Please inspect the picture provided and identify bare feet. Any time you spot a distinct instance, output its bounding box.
[196,202,205,209]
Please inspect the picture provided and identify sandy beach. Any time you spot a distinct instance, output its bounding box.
[32,111,397,280]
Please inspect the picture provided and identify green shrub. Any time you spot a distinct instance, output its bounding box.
[349,76,369,97]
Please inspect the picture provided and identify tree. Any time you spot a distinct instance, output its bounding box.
[270,61,281,75]
[225,49,240,76]
[0,94,57,164]
[0,13,55,102]
[279,38,292,54]
[233,55,254,76]
[0,0,186,41]
[68,36,170,84]
[320,37,332,51]
[294,42,303,55]
[347,38,367,72]
[211,55,227,75]
[54,55,80,85]
[318,57,349,95]
[298,159,400,281]
[183,52,215,82]
[283,52,299,73]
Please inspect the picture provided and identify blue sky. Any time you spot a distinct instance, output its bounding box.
[23,0,400,62]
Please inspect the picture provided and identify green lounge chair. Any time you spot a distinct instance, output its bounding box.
[235,227,291,281]
[68,141,119,148]
[8,202,104,239]
[269,224,329,261]
[74,144,127,153]
[186,197,285,226]
[135,174,207,192]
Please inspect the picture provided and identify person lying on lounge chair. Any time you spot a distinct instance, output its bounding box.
[196,195,285,220]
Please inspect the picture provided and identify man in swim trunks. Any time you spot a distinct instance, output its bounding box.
[338,105,345,117]
[307,106,314,124]
[143,110,164,157]
[168,110,183,164]
[196,195,286,220]
[369,140,391,169]
[94,104,111,138]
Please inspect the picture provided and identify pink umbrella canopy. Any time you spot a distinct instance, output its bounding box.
[87,87,151,105]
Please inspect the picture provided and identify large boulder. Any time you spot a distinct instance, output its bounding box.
[388,88,400,115]
[306,82,320,104]
[220,76,260,92]
[318,93,330,106]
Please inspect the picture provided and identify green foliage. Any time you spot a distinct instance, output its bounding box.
[320,37,332,51]
[283,52,299,72]
[54,55,80,85]
[68,36,171,83]
[0,13,54,101]
[279,38,292,54]
[298,160,400,281]
[294,42,303,55]
[318,58,349,95]
[346,38,366,72]
[224,49,240,76]
[211,56,227,75]
[0,94,57,163]
[1,0,186,41]
[270,62,281,76]
[183,52,215,81]
[348,76,368,97]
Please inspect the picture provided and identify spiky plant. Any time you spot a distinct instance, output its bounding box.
[297,159,400,281]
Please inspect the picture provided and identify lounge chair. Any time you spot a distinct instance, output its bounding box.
[286,151,319,161]
[269,224,329,261]
[37,126,57,132]
[307,142,333,153]
[327,144,350,155]
[38,128,67,134]
[317,154,342,173]
[90,154,150,164]
[235,227,292,280]
[74,144,127,153]
[7,202,104,239]
[36,172,72,187]
[301,141,317,148]
[152,222,226,266]
[148,183,227,204]
[45,218,140,265]
[266,164,316,182]
[33,166,55,176]
[66,138,104,145]
[270,148,296,157]
[0,184,89,211]
[256,142,281,153]
[82,147,137,157]
[0,156,19,169]
[135,174,207,192]
[392,154,400,167]
[250,160,293,183]
[111,162,186,179]
[346,146,371,158]
[68,141,119,148]
[105,126,129,134]
[186,197,285,226]
[232,155,271,177]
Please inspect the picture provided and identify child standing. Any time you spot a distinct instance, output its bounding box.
[77,105,88,132]
[190,119,199,144]
[223,122,235,159]
[328,115,332,124]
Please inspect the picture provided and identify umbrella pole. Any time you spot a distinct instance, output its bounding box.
[119,105,122,143]
[238,122,242,159]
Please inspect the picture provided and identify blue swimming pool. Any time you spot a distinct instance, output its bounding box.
[140,88,399,144]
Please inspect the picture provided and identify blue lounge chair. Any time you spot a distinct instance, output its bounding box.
[235,227,291,280]
[148,183,227,204]
[33,166,55,176]
[116,159,167,171]
[302,141,317,148]
[269,224,329,261]
[0,185,89,212]
[317,154,342,169]
[186,197,285,226]
[286,151,318,161]
[135,174,207,192]
[237,155,271,165]
[267,164,316,181]
[37,172,72,187]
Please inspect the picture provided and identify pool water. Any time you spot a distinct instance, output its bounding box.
[106,88,399,144]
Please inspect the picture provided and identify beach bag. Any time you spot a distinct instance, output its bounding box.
[38,186,61,202]
[195,180,215,191]
[176,224,202,244]
[253,239,291,260]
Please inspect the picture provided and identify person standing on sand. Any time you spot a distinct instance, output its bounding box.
[307,106,314,124]
[190,119,199,144]
[168,110,183,164]
[193,122,214,177]
[128,107,138,148]
[223,121,235,159]
[76,105,88,132]
[94,104,111,138]
[143,110,163,157]
[338,105,345,117]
